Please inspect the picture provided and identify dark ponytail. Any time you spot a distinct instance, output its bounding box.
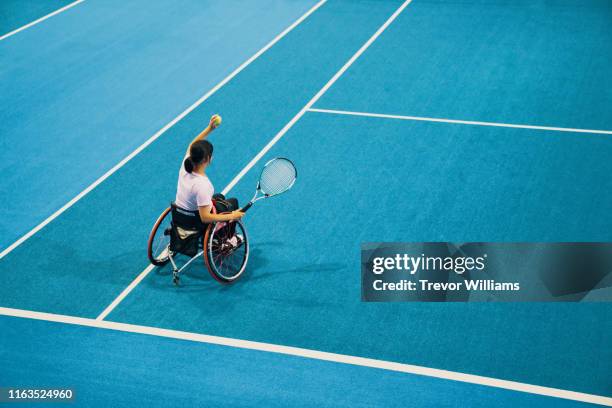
[184,140,213,173]
[183,156,194,173]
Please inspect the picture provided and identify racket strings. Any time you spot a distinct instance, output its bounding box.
[259,158,297,196]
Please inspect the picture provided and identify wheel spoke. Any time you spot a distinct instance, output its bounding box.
[155,245,170,261]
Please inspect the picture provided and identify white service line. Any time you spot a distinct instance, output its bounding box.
[1,307,611,406]
[308,108,612,135]
[0,0,85,41]
[96,0,414,321]
[0,0,327,262]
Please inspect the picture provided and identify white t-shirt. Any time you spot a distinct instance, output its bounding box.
[175,159,214,211]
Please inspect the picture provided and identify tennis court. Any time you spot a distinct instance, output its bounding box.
[1,0,611,406]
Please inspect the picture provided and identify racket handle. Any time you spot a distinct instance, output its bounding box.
[240,202,253,213]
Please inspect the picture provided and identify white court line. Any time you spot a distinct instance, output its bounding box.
[2,307,611,406]
[221,0,415,194]
[0,0,327,262]
[308,108,612,135]
[97,0,414,321]
[96,265,155,320]
[0,0,85,41]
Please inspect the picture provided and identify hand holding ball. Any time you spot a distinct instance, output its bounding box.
[210,114,222,129]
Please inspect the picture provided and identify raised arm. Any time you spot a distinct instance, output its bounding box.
[186,114,221,156]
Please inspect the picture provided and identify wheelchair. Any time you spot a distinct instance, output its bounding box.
[147,200,249,285]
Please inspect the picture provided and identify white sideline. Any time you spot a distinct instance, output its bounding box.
[0,0,85,41]
[97,0,415,321]
[1,307,611,406]
[0,0,327,262]
[308,108,612,135]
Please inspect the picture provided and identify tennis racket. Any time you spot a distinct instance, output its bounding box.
[240,158,297,212]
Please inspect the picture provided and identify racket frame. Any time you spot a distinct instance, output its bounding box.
[240,157,296,212]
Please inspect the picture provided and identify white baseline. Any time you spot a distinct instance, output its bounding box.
[97,0,415,321]
[1,307,611,406]
[308,108,612,135]
[0,0,327,262]
[0,0,85,41]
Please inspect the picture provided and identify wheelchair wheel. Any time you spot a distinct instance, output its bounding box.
[203,220,249,283]
[147,207,173,266]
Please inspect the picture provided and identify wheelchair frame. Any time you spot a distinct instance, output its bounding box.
[147,203,249,285]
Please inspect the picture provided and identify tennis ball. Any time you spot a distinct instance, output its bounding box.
[212,114,222,127]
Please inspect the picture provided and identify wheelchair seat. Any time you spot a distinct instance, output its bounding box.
[169,203,206,257]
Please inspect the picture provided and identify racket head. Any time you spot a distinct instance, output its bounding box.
[258,157,297,196]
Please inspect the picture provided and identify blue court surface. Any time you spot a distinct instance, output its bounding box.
[1,0,611,406]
